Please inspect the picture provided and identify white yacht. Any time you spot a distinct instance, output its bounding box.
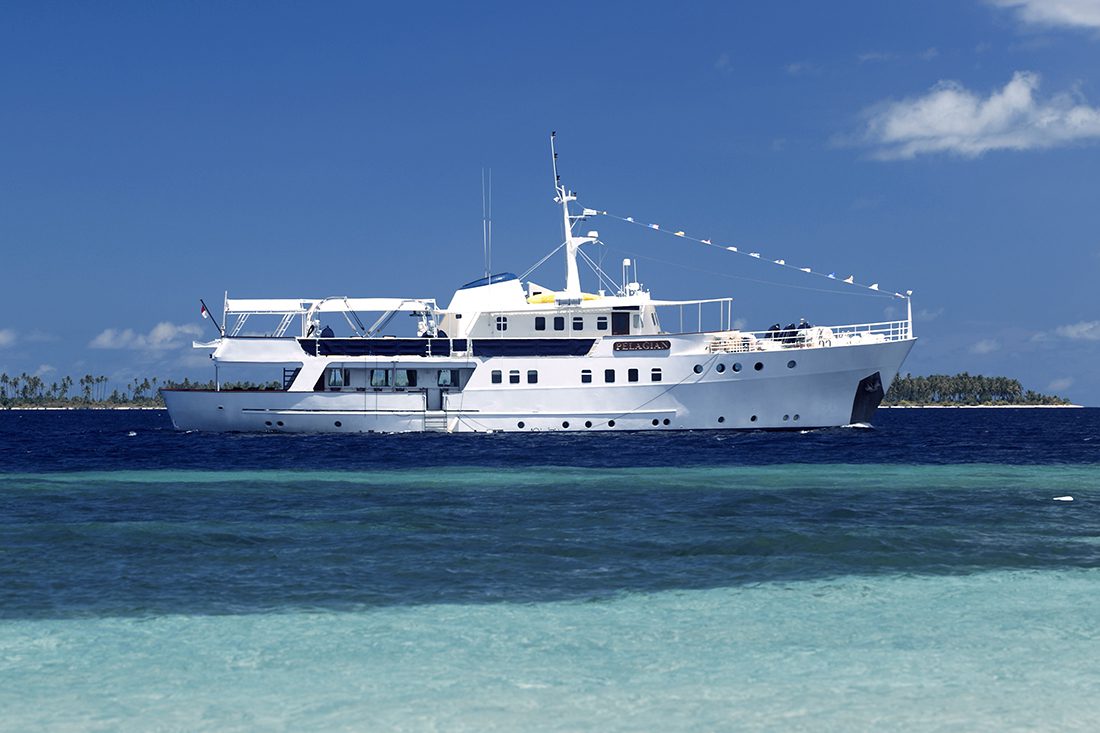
[162,137,915,433]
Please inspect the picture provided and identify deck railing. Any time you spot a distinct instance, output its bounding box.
[707,319,912,353]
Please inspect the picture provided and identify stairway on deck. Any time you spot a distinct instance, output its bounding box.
[424,411,449,432]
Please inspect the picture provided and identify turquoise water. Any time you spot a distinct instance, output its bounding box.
[4,572,1098,731]
[1,410,1099,730]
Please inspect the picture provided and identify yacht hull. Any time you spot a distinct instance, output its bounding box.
[162,338,914,433]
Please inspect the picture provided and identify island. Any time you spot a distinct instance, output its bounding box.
[883,373,1075,407]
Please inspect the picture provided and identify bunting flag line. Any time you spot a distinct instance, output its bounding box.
[585,206,910,299]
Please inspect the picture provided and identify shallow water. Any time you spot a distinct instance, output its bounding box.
[1,409,1098,730]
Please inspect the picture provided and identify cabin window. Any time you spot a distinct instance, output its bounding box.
[535,316,546,331]
[370,369,390,387]
[633,314,643,329]
[438,369,456,387]
[604,369,616,383]
[394,369,417,388]
[495,316,508,332]
[509,370,520,384]
[581,369,592,384]
[573,316,584,331]
[651,368,663,382]
[651,312,658,325]
[628,368,639,383]
[491,370,502,384]
[327,368,351,388]
[554,316,565,331]
[527,370,538,384]
[596,316,608,331]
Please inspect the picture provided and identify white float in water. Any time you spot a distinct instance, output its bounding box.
[1052,496,1073,502]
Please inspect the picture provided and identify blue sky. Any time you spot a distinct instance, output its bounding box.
[2,1,1099,403]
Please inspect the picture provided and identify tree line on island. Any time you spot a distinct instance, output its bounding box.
[0,372,279,408]
[882,373,1070,406]
[0,370,1071,408]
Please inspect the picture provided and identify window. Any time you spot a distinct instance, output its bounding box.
[628,368,639,383]
[491,370,502,384]
[693,364,703,374]
[732,363,742,372]
[573,316,584,331]
[370,369,390,387]
[554,316,565,331]
[438,369,456,387]
[754,362,764,371]
[527,370,538,384]
[651,368,663,382]
[596,316,608,331]
[581,369,592,384]
[604,369,615,383]
[633,314,643,329]
[495,316,508,332]
[787,360,797,369]
[716,364,725,373]
[327,368,350,388]
[394,369,417,388]
[535,316,546,331]
[509,370,520,384]
[651,312,658,325]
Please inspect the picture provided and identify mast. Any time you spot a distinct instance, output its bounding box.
[550,132,597,296]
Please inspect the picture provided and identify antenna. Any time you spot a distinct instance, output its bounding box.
[550,130,561,194]
[482,168,493,278]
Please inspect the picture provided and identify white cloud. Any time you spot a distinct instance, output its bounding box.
[785,62,819,76]
[714,53,733,74]
[971,338,1001,354]
[1056,320,1100,340]
[918,47,940,60]
[1047,377,1074,392]
[89,322,203,350]
[0,329,14,348]
[858,51,897,63]
[34,364,55,377]
[989,0,1100,30]
[861,71,1100,159]
[917,307,945,321]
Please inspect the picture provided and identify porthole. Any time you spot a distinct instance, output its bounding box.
[754,362,764,371]
[783,414,789,421]
[693,364,703,374]
[608,420,616,428]
[562,421,570,429]
[652,419,660,426]
[716,364,726,373]
[517,421,525,429]
[718,416,725,424]
[750,415,758,422]
[276,421,284,427]
[585,420,593,428]
[334,421,342,427]
[663,418,671,426]
[732,363,742,372]
[793,414,800,421]
[787,360,797,369]
[264,420,272,426]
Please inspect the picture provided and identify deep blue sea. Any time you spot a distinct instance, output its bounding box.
[2,409,1099,731]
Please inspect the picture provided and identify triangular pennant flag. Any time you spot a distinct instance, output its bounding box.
[675,231,685,237]
[869,283,879,290]
[726,246,737,252]
[702,239,712,244]
[844,275,854,284]
[775,259,785,265]
[828,273,836,279]
[649,223,660,230]
[800,267,811,273]
[750,252,761,258]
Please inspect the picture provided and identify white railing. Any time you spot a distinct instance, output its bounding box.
[708,319,912,353]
